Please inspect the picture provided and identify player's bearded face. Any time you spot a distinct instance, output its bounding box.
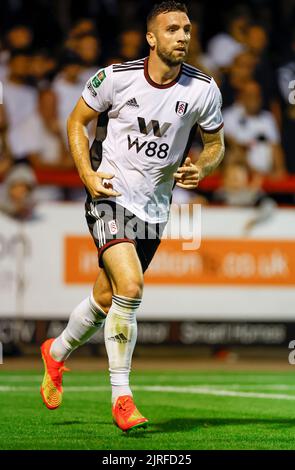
[153,13,191,66]
[156,38,189,66]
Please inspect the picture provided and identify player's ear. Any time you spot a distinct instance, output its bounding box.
[146,31,156,49]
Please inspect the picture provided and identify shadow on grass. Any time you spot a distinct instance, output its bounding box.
[148,417,295,434]
[50,416,295,439]
[51,420,151,439]
[52,419,148,428]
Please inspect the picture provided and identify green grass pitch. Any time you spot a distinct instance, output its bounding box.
[1,370,295,450]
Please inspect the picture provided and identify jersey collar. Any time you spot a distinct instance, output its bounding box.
[144,57,182,89]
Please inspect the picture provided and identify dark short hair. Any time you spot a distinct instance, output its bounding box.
[9,48,33,60]
[147,1,188,30]
[59,49,84,68]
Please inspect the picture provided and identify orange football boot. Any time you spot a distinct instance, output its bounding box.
[40,338,69,410]
[112,395,148,432]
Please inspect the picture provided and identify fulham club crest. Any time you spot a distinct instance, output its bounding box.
[175,101,188,116]
[108,220,118,235]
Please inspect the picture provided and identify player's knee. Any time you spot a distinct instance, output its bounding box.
[92,290,112,314]
[116,279,143,299]
[99,296,112,314]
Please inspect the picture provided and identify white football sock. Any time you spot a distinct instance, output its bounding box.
[104,294,141,404]
[50,292,106,362]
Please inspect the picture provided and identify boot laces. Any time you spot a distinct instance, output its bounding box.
[51,366,70,388]
[118,396,134,416]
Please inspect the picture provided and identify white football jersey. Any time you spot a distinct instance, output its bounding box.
[82,57,223,223]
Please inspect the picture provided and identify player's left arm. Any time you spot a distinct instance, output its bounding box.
[174,128,225,189]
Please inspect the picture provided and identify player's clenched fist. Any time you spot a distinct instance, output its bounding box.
[82,171,121,199]
[173,157,203,189]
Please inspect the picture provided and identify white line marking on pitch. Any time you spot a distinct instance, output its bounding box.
[2,377,295,390]
[138,386,295,400]
[1,375,295,388]
[1,384,295,400]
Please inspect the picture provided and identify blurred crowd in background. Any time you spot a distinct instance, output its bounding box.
[0,0,295,222]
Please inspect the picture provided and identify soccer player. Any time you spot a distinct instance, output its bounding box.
[40,1,225,432]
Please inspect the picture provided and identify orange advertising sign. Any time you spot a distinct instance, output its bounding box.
[145,239,295,286]
[64,236,98,284]
[64,236,295,286]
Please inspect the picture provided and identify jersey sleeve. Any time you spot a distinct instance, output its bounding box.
[82,65,113,112]
[197,78,224,133]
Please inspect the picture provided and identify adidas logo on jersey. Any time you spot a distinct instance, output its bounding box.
[126,98,139,108]
[108,333,130,343]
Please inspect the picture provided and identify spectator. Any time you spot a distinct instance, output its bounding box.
[68,18,97,39]
[0,24,34,79]
[221,51,256,108]
[52,50,92,200]
[52,50,85,147]
[2,49,40,163]
[118,27,144,62]
[5,24,34,50]
[2,47,71,202]
[223,80,286,178]
[76,33,102,82]
[0,24,34,81]
[206,5,250,69]
[65,18,97,52]
[28,49,72,198]
[30,49,57,90]
[213,161,276,234]
[0,164,37,220]
[246,24,280,118]
[27,90,72,201]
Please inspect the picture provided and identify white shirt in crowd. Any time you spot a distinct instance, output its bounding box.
[207,33,245,68]
[82,57,223,223]
[223,103,280,174]
[3,80,40,159]
[53,75,85,146]
[31,114,65,201]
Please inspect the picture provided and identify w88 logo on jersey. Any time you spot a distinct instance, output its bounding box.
[128,136,170,159]
[127,116,171,159]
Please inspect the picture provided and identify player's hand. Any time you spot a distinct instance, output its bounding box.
[173,157,203,189]
[82,171,121,199]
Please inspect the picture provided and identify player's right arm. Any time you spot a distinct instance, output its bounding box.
[67,96,120,199]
